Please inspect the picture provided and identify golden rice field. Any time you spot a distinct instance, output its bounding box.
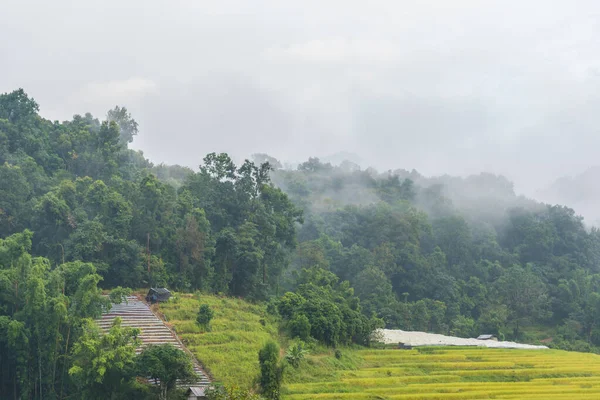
[151,293,600,399]
[284,347,600,400]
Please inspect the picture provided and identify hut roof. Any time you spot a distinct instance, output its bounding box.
[187,386,208,396]
[146,288,172,302]
[149,288,171,296]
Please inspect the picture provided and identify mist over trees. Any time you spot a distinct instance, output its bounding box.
[3,88,600,397]
[268,155,600,349]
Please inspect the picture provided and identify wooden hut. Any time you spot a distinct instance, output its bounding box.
[476,334,498,341]
[145,288,171,303]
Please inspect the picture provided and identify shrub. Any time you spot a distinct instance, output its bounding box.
[109,286,132,304]
[285,342,308,368]
[197,304,215,331]
[259,341,283,400]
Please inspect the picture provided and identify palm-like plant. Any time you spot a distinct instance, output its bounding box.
[284,342,308,369]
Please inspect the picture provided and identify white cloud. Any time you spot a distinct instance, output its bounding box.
[265,38,399,65]
[4,0,600,202]
[75,78,158,104]
[41,78,158,121]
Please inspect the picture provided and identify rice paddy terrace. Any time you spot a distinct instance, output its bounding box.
[99,293,600,399]
[284,347,600,400]
[97,296,211,388]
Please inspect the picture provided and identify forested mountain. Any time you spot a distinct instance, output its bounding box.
[0,89,305,398]
[269,157,600,343]
[3,88,600,398]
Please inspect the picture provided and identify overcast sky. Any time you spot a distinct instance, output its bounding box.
[2,0,600,194]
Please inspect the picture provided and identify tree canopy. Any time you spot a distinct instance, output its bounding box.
[4,88,600,396]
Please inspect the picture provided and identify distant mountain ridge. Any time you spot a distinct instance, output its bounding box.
[537,166,600,226]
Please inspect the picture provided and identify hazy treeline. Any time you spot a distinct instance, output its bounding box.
[267,156,600,350]
[3,88,600,397]
[0,90,303,298]
[0,89,303,399]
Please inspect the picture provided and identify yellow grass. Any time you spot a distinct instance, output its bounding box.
[152,293,600,399]
[284,347,600,400]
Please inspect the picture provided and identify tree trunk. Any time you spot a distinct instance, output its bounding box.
[160,382,167,400]
[39,352,42,400]
[14,281,18,313]
[52,323,61,395]
[59,324,71,399]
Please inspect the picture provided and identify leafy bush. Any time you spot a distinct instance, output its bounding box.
[197,303,215,331]
[109,286,132,304]
[289,314,311,341]
[259,341,283,400]
[285,342,308,368]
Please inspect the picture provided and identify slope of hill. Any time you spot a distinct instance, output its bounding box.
[98,296,211,387]
[155,293,280,389]
[146,293,600,399]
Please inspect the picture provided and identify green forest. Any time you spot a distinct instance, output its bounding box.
[2,88,600,399]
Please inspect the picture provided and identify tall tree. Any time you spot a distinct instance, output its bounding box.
[496,265,551,337]
[135,344,195,400]
[69,318,140,400]
[106,106,139,145]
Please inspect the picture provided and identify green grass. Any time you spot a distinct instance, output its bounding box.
[283,347,600,399]
[156,293,279,388]
[283,344,364,385]
[155,294,600,399]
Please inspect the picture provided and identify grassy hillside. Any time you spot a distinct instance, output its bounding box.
[154,294,600,399]
[284,347,600,399]
[156,293,279,388]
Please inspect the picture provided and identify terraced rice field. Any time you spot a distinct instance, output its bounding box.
[284,347,600,400]
[98,296,211,388]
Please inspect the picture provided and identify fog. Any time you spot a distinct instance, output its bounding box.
[2,1,600,211]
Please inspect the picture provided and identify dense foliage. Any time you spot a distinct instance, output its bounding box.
[4,87,600,396]
[0,89,302,299]
[276,267,382,346]
[272,158,600,348]
[0,229,109,398]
